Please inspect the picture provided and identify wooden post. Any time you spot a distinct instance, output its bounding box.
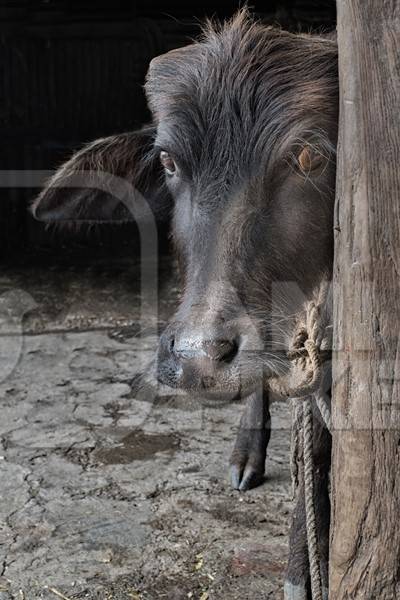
[330,1,400,597]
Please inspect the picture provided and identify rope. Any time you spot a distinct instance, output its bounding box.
[268,280,332,600]
[303,398,323,600]
[289,400,302,498]
[315,388,332,433]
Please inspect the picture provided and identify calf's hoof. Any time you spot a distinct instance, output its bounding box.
[230,461,265,491]
[229,428,267,491]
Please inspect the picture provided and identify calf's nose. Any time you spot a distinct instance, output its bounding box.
[157,325,241,390]
[173,335,238,363]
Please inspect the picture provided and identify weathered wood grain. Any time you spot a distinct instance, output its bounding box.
[331,1,400,597]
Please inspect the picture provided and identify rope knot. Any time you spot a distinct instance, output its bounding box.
[268,282,332,401]
[269,332,323,399]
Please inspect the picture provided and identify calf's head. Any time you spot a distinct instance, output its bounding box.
[149,15,338,398]
[33,12,338,400]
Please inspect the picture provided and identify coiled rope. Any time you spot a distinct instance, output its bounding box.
[269,281,332,600]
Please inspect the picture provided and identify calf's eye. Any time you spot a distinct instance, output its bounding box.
[160,151,176,175]
[298,145,323,173]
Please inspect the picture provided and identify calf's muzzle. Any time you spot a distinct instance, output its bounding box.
[157,321,241,393]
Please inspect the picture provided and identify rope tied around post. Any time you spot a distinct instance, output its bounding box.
[269,281,332,403]
[268,281,332,600]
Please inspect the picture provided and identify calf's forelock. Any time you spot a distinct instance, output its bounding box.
[145,10,338,186]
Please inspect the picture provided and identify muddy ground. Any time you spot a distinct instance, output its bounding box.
[0,258,292,600]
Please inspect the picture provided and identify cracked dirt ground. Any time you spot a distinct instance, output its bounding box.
[0,258,292,600]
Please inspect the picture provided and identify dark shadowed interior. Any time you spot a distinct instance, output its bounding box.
[1,0,336,263]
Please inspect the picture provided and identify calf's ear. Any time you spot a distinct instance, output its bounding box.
[31,127,170,224]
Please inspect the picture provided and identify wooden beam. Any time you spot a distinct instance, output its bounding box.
[331,1,400,597]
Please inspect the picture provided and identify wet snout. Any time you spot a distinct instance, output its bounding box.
[157,319,242,396]
[173,332,238,363]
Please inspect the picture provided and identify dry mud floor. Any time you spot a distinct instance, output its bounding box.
[0,259,292,600]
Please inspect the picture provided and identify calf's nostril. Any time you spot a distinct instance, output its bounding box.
[223,339,239,362]
[206,338,239,363]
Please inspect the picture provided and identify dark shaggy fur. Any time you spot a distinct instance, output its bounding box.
[146,13,337,178]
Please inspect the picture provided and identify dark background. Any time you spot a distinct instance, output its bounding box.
[0,0,336,262]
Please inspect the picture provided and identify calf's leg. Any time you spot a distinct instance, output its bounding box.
[230,389,271,491]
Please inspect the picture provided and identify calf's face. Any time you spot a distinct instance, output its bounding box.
[147,16,338,399]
